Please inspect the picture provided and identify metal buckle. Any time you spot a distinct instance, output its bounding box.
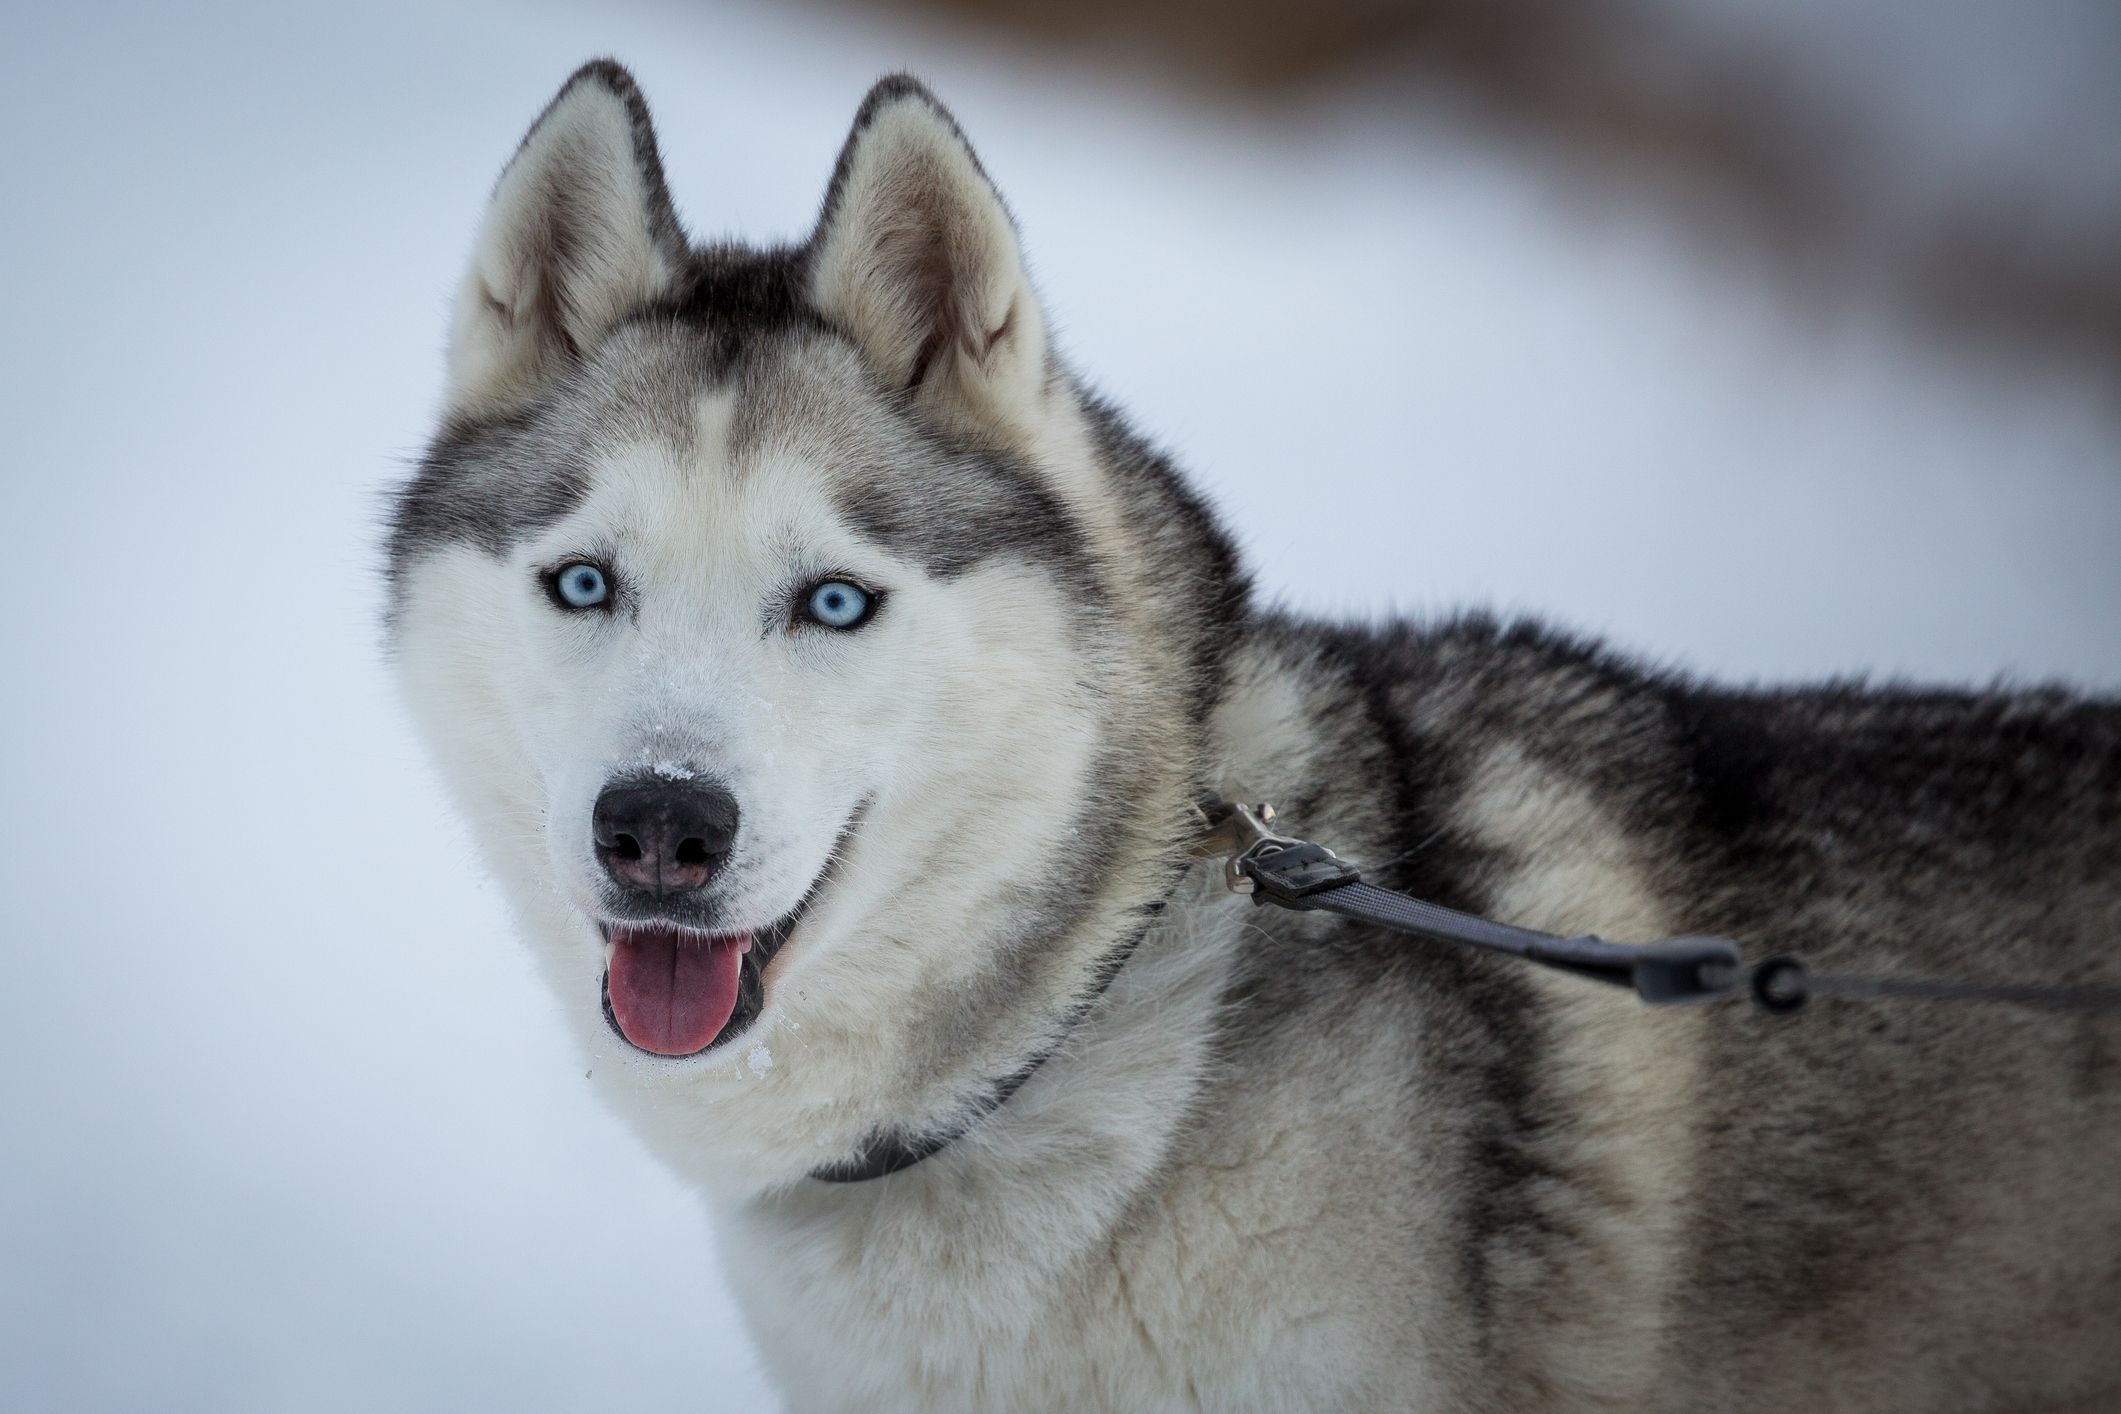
[1193,799,1361,902]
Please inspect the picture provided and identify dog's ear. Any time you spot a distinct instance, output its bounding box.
[809,77,1050,446]
[444,61,686,420]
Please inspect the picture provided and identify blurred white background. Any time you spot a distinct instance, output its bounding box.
[1,0,2115,1410]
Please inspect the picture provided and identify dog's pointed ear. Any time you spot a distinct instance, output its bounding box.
[445,61,686,419]
[808,77,1050,445]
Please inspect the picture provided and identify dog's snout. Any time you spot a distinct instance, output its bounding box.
[592,779,739,897]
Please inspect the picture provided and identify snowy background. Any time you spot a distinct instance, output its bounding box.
[2,0,2115,1410]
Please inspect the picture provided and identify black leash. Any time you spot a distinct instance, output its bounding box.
[1196,799,2121,1016]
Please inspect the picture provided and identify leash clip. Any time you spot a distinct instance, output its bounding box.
[1194,799,1363,903]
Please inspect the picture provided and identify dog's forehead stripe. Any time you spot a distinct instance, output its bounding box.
[731,334,1102,587]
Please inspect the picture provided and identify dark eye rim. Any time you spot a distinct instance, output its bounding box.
[539,558,618,614]
[794,575,884,632]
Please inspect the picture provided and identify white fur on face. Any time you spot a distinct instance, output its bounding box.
[394,381,1108,1191]
[510,404,892,935]
[400,57,1212,1236]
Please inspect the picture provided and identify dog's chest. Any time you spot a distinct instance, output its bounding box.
[722,1181,1406,1414]
[712,908,1445,1411]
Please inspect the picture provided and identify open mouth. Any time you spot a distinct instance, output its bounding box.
[597,807,862,1058]
[598,913,796,1057]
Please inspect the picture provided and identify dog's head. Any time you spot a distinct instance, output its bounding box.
[386,63,1245,1189]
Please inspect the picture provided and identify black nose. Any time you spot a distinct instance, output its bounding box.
[592,779,740,897]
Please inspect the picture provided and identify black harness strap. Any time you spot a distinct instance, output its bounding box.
[809,900,1165,1183]
[810,1054,1051,1183]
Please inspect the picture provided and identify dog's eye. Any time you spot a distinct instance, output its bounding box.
[802,579,874,630]
[550,562,610,611]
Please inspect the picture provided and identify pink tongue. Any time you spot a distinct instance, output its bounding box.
[607,927,749,1056]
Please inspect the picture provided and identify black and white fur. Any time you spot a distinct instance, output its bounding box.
[386,61,2121,1412]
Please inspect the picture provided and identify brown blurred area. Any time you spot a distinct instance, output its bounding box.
[839,0,2121,379]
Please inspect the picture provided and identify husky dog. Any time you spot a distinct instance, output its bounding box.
[385,61,2121,1413]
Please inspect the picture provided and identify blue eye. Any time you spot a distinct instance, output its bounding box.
[804,579,874,630]
[552,562,609,610]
